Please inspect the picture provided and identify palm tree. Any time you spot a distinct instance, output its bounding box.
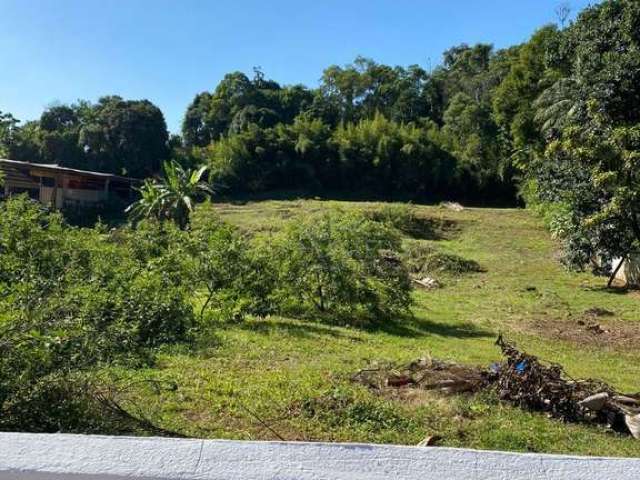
[126,160,212,230]
[533,78,579,139]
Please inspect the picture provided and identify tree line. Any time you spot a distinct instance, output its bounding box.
[180,53,518,202]
[2,27,528,201]
[2,0,640,271]
[0,96,170,178]
[0,14,575,201]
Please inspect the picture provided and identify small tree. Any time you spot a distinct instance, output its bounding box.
[0,110,19,159]
[191,220,272,320]
[127,160,212,230]
[265,209,412,322]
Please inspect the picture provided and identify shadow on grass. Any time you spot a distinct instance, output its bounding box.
[232,317,364,341]
[582,285,637,295]
[363,314,494,339]
[231,314,493,341]
[400,217,463,241]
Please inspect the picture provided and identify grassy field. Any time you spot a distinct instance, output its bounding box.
[119,199,640,457]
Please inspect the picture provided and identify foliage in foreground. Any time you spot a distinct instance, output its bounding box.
[190,218,274,323]
[0,197,416,431]
[0,197,193,432]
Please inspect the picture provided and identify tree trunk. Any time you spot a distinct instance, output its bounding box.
[199,286,215,319]
[631,212,640,245]
[315,272,325,312]
[608,256,627,288]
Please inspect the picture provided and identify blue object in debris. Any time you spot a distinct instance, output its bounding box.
[515,361,527,374]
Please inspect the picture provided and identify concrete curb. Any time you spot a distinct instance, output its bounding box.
[1,432,639,479]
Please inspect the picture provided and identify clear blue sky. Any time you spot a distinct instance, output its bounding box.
[1,0,596,133]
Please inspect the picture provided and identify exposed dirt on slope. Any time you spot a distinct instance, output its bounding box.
[524,308,640,350]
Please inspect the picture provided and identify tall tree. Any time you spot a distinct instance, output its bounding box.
[441,92,502,190]
[80,96,169,177]
[1,98,169,178]
[182,70,312,147]
[0,111,19,158]
[532,0,640,276]
[492,26,563,164]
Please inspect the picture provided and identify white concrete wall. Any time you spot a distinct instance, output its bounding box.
[1,433,639,480]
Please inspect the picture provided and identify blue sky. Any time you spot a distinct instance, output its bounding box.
[1,0,596,133]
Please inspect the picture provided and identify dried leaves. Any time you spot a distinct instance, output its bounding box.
[352,356,491,395]
[495,335,640,438]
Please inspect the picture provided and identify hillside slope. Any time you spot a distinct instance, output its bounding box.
[121,200,640,457]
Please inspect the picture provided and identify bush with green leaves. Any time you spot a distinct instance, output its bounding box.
[0,196,194,432]
[190,219,275,322]
[366,203,416,231]
[126,160,212,230]
[263,209,412,322]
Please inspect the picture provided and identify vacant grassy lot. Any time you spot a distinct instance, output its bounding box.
[120,199,640,457]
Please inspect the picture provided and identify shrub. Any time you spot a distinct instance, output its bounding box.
[0,196,68,301]
[190,219,275,322]
[0,197,194,432]
[367,203,441,240]
[263,209,412,322]
[367,203,415,231]
[423,252,483,275]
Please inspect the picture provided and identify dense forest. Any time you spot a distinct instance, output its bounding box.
[1,0,640,266]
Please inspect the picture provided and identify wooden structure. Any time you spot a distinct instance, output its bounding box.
[0,158,135,209]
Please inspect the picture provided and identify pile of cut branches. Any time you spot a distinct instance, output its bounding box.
[495,335,640,438]
[352,337,640,439]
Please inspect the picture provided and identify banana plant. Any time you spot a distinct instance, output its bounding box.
[126,160,212,229]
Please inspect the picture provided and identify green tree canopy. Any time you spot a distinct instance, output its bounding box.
[1,97,169,178]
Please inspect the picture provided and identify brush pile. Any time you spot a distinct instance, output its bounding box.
[495,335,640,438]
[352,336,640,439]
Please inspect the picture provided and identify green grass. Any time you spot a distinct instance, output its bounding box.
[118,199,640,457]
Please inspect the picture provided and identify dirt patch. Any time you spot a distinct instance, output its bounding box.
[525,309,640,349]
[584,307,615,317]
[352,357,491,395]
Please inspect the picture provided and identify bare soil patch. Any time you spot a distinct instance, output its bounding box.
[526,309,640,349]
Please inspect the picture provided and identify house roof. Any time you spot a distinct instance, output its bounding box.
[0,158,136,182]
